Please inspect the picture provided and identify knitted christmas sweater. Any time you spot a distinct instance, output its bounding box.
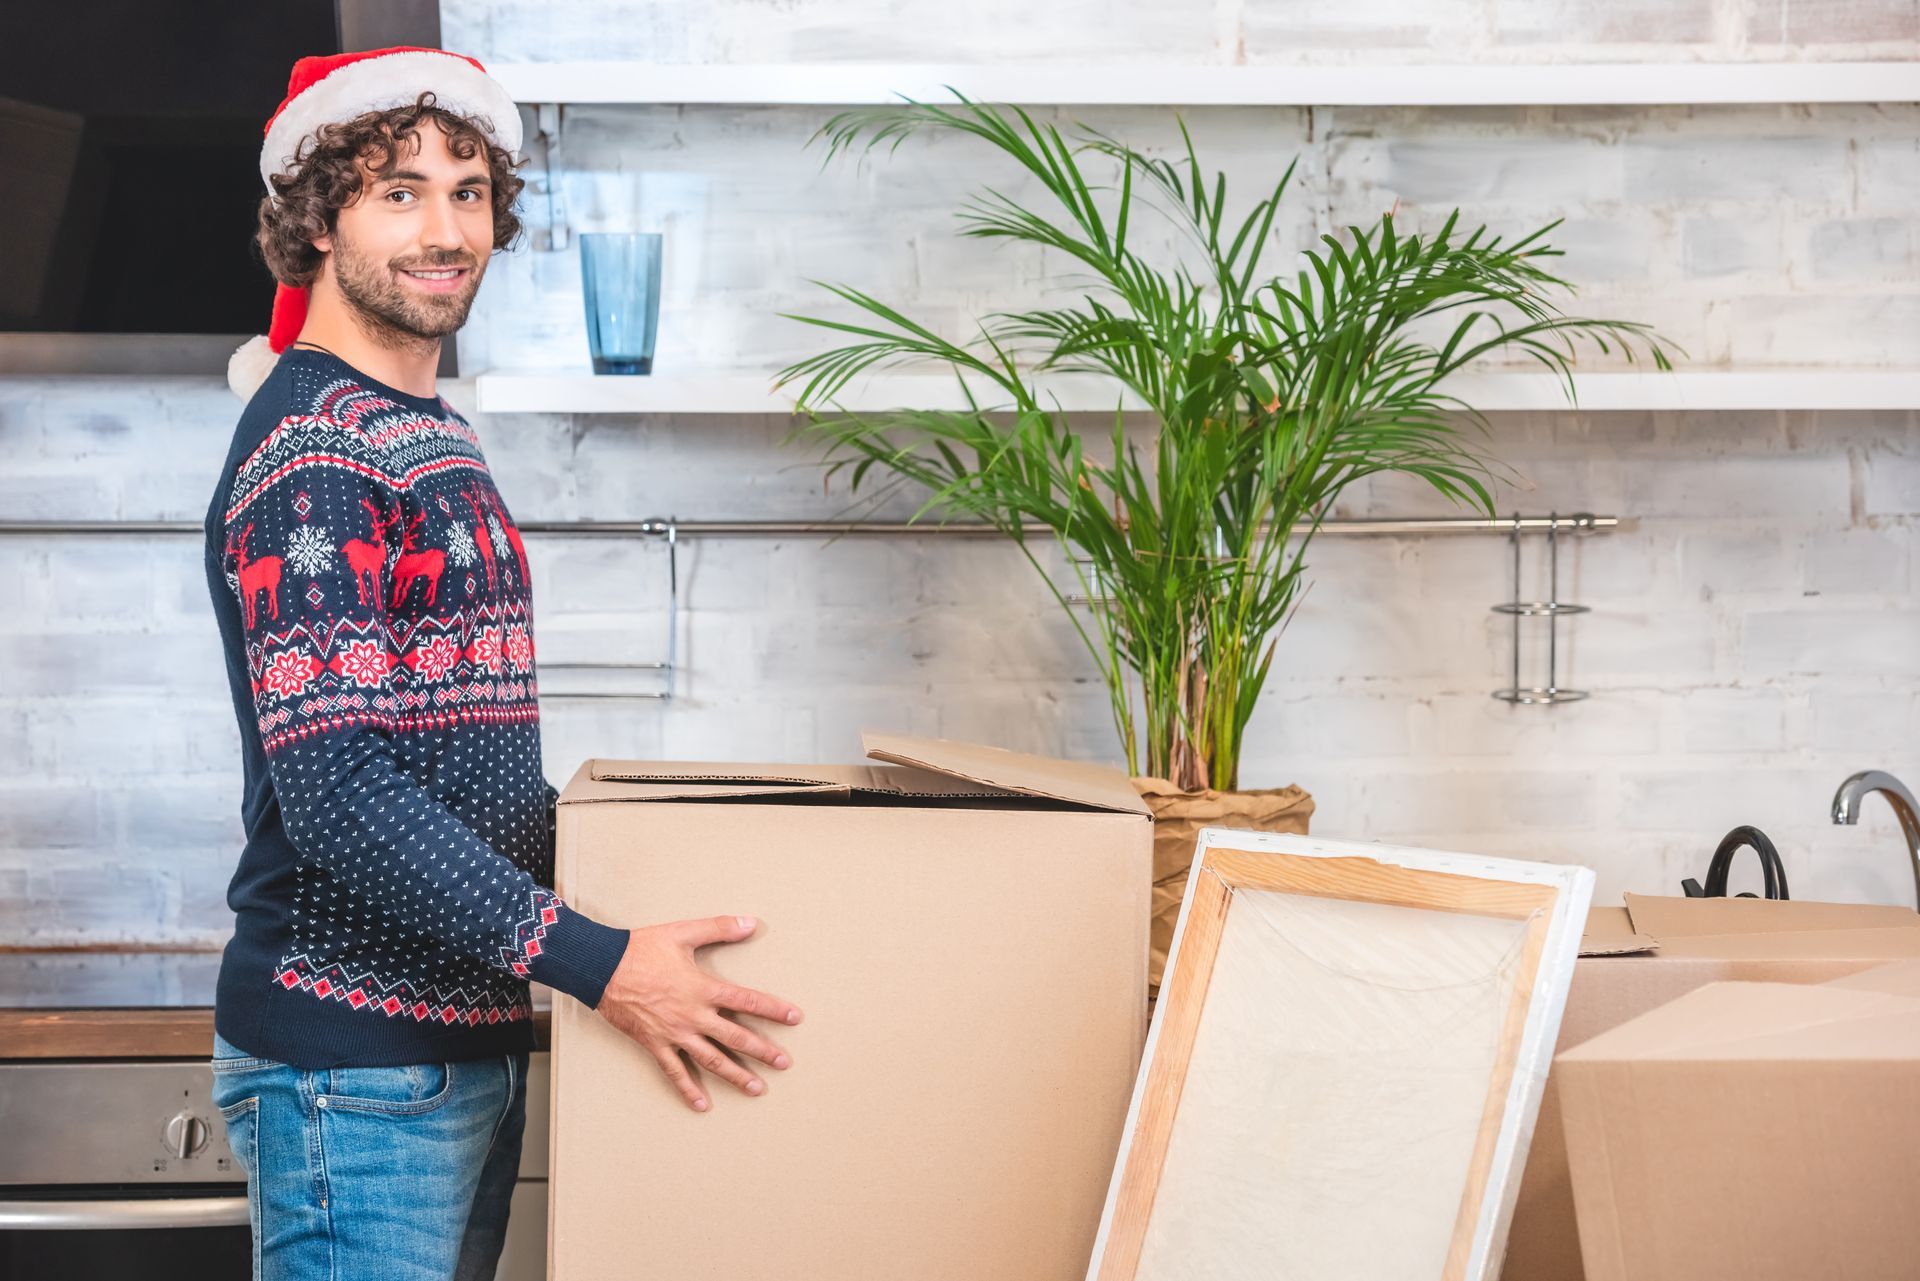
[203,346,629,1069]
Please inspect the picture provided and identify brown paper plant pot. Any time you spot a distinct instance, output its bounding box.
[1129,777,1315,1002]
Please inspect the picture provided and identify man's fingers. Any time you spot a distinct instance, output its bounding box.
[677,914,759,948]
[700,1014,792,1071]
[650,1045,709,1113]
[710,982,803,1027]
[680,1035,766,1098]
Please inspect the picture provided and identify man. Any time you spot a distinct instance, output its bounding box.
[204,46,800,1280]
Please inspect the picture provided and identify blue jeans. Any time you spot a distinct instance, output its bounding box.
[209,1030,528,1281]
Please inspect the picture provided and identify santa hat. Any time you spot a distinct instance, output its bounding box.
[229,45,522,400]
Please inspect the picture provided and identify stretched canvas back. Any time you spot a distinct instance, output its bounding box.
[1086,829,1593,1281]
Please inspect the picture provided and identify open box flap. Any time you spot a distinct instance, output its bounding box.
[1578,905,1659,957]
[1646,924,1920,961]
[569,760,860,803]
[1623,892,1920,939]
[589,760,853,786]
[565,758,1046,805]
[1572,894,1920,960]
[861,730,1150,816]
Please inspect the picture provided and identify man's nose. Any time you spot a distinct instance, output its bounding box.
[419,192,465,252]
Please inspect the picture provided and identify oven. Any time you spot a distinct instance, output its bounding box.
[0,1053,551,1281]
[0,1059,252,1279]
[0,947,551,1281]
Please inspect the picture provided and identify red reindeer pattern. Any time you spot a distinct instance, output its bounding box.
[390,511,446,607]
[458,487,498,593]
[227,523,283,628]
[342,499,401,607]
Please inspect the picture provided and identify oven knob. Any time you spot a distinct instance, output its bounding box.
[165,1111,211,1159]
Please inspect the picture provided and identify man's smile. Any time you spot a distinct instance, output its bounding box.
[397,265,472,293]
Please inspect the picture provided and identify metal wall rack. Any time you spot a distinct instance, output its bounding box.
[1,512,1613,704]
[1492,512,1592,705]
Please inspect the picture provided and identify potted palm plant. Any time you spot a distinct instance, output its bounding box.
[775,95,1674,990]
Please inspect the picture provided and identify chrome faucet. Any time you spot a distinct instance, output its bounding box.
[1831,771,1920,910]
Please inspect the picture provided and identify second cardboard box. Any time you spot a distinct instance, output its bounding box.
[549,731,1153,1280]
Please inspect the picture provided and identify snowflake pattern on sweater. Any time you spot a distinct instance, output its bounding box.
[204,348,628,1068]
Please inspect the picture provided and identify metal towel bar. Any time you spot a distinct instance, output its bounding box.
[5,513,1616,704]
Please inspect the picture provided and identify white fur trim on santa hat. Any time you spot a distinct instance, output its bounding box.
[228,334,281,401]
[260,49,523,193]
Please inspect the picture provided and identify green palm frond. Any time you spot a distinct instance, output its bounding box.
[778,92,1681,789]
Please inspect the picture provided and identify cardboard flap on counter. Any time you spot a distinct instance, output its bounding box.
[1578,906,1659,957]
[1622,892,1920,938]
[1575,893,1920,959]
[861,730,1151,815]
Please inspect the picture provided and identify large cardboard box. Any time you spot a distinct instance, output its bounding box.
[1500,893,1920,1280]
[1556,959,1920,1281]
[548,731,1153,1280]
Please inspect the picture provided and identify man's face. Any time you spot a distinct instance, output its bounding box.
[311,120,495,343]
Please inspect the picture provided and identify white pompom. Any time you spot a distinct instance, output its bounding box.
[227,334,280,401]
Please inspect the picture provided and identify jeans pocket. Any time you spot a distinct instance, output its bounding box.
[210,1057,269,1116]
[215,1097,263,1279]
[321,1060,455,1114]
[215,1095,259,1170]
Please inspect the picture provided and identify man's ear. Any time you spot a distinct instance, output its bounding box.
[311,231,333,255]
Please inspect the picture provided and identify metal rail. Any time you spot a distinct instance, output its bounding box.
[0,514,1617,538]
[4,513,1614,704]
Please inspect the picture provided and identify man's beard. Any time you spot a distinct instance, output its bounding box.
[330,229,484,350]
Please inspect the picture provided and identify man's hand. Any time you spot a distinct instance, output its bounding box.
[596,914,802,1113]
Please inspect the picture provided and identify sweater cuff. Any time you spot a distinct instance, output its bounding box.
[527,906,630,1009]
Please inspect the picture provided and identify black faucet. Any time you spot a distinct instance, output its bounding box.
[1682,825,1789,900]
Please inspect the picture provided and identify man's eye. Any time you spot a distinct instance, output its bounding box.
[388,189,413,203]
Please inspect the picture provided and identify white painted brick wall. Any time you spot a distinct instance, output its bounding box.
[452,98,1920,375]
[1,0,1916,946]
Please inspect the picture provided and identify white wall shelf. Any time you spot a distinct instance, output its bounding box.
[492,61,1920,106]
[470,368,1920,415]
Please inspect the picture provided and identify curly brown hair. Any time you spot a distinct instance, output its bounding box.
[255,89,527,287]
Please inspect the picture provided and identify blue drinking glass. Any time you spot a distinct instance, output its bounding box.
[579,232,663,374]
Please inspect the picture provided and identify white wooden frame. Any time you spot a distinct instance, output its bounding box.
[1084,828,1594,1281]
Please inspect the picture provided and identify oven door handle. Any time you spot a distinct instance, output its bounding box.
[0,1195,249,1230]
